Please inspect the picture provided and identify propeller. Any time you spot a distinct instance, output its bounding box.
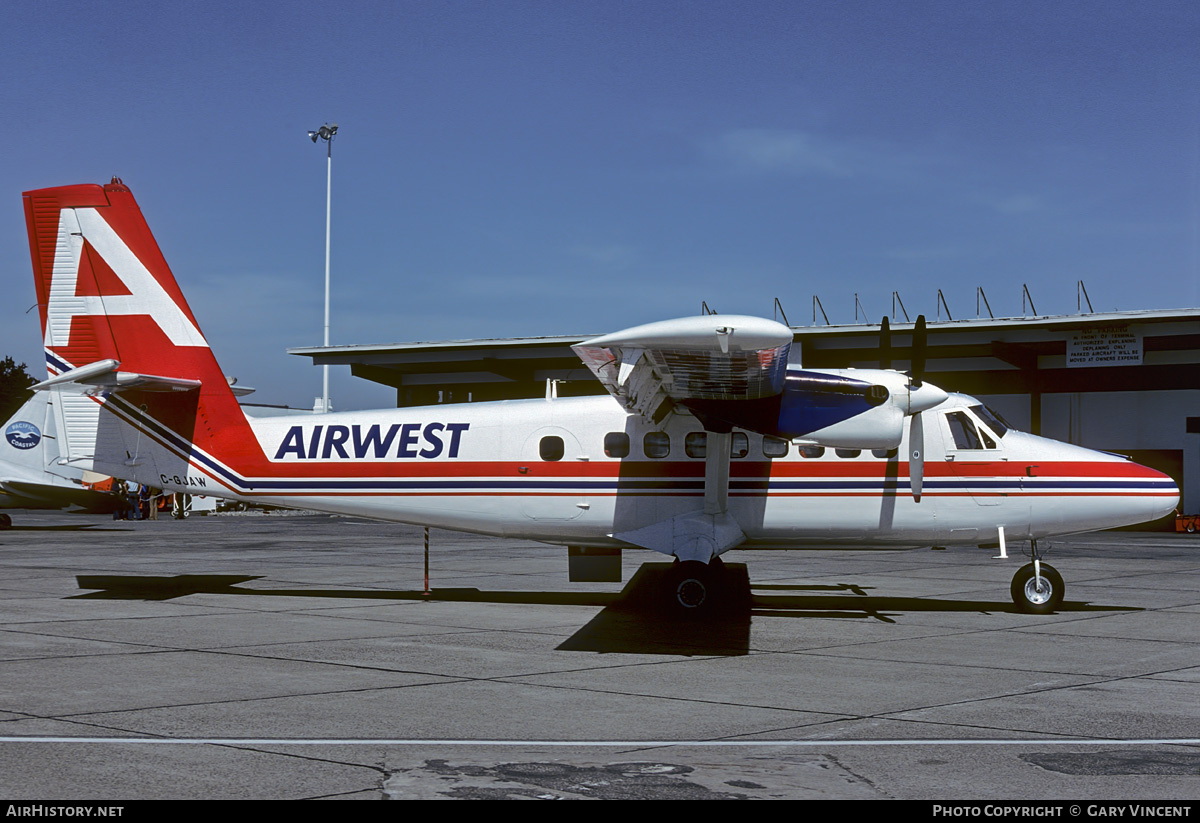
[880,316,892,370]
[911,315,926,388]
[882,314,932,502]
[909,413,924,502]
[908,315,928,501]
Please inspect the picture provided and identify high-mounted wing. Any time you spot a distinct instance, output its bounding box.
[573,315,793,424]
[574,315,949,562]
[573,314,946,449]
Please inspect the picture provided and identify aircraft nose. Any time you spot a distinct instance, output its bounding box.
[1112,461,1179,527]
[1144,466,1181,521]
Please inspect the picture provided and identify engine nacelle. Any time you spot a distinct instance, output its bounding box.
[682,368,947,448]
[794,402,906,449]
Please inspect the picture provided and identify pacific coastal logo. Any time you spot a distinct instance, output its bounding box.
[5,421,41,450]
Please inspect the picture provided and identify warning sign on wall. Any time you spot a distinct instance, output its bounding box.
[1066,326,1142,368]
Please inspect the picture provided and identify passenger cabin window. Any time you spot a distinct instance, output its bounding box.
[731,433,749,459]
[644,432,670,458]
[540,435,564,461]
[799,445,825,459]
[763,436,789,458]
[835,448,861,459]
[684,431,750,458]
[604,432,629,458]
[872,448,898,459]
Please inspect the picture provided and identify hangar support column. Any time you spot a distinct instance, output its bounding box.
[1186,418,1200,516]
[991,341,1042,436]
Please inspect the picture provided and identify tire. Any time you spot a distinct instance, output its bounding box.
[1187,521,1196,534]
[0,513,11,530]
[667,560,721,614]
[1010,562,1064,615]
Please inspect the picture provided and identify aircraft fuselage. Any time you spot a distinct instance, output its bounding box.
[159,389,1175,551]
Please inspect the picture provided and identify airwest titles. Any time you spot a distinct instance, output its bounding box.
[273,423,470,461]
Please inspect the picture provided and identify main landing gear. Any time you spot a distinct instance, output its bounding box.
[667,557,726,614]
[1009,540,1064,615]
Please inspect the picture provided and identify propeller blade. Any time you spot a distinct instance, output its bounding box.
[880,316,891,369]
[909,413,924,502]
[911,315,927,388]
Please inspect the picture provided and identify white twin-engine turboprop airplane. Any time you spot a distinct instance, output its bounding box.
[23,180,1179,614]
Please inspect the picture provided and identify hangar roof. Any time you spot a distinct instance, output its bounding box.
[290,307,1199,359]
[287,307,1200,407]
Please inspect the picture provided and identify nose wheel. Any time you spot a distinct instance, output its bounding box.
[1010,562,1064,614]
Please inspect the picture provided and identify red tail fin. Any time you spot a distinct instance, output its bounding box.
[25,180,214,379]
[23,180,257,488]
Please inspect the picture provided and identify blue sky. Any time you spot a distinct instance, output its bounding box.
[3,1,1198,409]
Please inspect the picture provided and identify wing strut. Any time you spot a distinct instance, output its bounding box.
[611,429,745,563]
[704,431,732,516]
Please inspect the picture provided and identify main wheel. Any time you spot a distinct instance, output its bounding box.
[668,560,723,613]
[0,513,11,529]
[1010,562,1064,615]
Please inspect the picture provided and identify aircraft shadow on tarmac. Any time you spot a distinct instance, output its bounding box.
[71,563,1138,657]
[3,523,129,532]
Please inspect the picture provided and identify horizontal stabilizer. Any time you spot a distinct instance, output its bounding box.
[32,360,201,394]
[0,480,119,513]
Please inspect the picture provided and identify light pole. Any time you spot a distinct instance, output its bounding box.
[307,122,338,413]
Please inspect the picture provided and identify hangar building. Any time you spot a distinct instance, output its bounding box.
[291,308,1200,521]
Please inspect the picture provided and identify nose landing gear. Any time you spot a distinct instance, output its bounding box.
[1010,539,1064,614]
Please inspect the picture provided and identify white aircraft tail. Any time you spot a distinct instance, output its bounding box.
[2,392,61,479]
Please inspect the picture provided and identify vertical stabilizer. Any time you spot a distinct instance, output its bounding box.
[23,180,257,493]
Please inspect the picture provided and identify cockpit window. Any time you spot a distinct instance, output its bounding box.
[970,404,1010,438]
[946,411,984,450]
